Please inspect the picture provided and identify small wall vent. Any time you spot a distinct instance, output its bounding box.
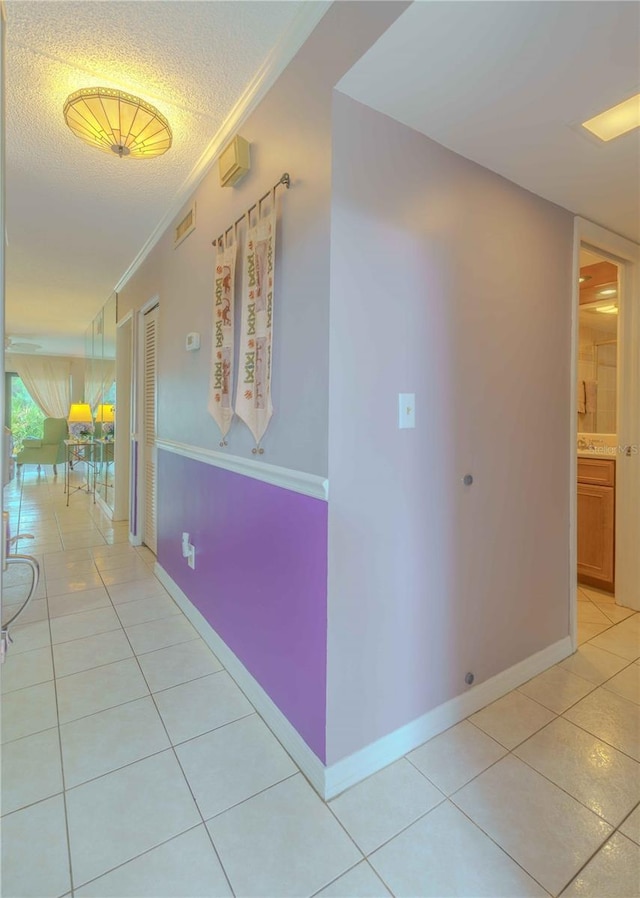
[175,203,196,248]
[219,135,250,188]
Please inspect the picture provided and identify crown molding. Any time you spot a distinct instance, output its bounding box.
[115,1,332,295]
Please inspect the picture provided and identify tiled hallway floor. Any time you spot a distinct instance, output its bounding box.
[2,469,639,898]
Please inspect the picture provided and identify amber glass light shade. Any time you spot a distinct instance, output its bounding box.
[63,88,172,158]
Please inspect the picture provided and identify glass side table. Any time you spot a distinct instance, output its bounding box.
[94,438,115,505]
[64,439,97,506]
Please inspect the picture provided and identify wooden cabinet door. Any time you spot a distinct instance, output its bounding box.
[577,483,614,590]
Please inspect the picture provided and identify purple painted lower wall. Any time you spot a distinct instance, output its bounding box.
[157,449,328,762]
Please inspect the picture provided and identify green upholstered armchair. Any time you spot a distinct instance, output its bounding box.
[16,417,68,475]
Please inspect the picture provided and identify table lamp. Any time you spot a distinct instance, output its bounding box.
[95,404,115,438]
[68,403,94,440]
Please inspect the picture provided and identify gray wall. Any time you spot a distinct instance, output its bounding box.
[326,93,574,764]
[118,2,408,477]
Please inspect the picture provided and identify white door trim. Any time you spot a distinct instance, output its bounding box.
[0,4,6,590]
[115,309,133,527]
[572,218,640,619]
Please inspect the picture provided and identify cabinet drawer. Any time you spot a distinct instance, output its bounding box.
[577,457,615,487]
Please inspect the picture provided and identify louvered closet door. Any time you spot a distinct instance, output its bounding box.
[143,304,159,554]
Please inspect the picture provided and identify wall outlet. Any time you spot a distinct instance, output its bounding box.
[182,532,190,558]
[187,544,196,570]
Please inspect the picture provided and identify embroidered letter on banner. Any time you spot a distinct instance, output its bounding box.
[208,243,237,440]
[235,211,275,446]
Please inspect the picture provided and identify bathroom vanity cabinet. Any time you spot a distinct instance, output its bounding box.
[577,457,615,592]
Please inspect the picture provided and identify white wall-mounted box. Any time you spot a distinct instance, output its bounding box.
[219,135,250,188]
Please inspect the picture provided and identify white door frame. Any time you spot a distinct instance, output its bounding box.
[570,217,640,646]
[114,309,133,527]
[133,295,159,548]
[0,4,7,581]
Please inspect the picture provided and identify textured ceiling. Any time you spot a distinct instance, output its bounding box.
[339,1,640,244]
[5,0,319,356]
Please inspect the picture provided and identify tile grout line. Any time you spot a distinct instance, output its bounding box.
[447,797,556,896]
[398,752,555,893]
[551,827,623,896]
[322,742,549,896]
[52,637,203,685]
[27,521,206,893]
[6,470,638,896]
[306,860,371,898]
[517,655,638,719]
[360,858,398,898]
[34,471,76,898]
[88,555,366,896]
[469,662,640,787]
[398,712,632,890]
[110,617,239,898]
[615,800,640,846]
[68,823,206,895]
[58,708,258,793]
[558,709,640,765]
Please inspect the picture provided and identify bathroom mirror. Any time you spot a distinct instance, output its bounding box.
[577,300,617,435]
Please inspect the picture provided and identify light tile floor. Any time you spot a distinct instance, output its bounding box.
[2,469,639,897]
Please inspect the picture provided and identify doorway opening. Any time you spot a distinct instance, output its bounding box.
[576,248,620,627]
[571,218,640,651]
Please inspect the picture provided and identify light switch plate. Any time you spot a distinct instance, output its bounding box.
[398,393,416,429]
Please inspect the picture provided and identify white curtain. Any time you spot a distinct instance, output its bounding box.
[8,354,71,418]
[85,359,116,411]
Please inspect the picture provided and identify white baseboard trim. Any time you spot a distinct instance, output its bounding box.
[94,492,113,520]
[156,560,573,801]
[156,439,328,501]
[155,564,328,796]
[324,635,573,799]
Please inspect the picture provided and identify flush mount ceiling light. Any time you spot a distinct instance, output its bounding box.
[63,87,172,158]
[582,93,640,142]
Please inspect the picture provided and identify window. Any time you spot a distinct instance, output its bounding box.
[7,373,45,453]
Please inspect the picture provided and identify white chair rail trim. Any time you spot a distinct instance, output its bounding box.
[156,438,328,501]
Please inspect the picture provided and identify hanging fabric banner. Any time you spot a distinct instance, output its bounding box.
[235,210,276,447]
[208,242,237,442]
